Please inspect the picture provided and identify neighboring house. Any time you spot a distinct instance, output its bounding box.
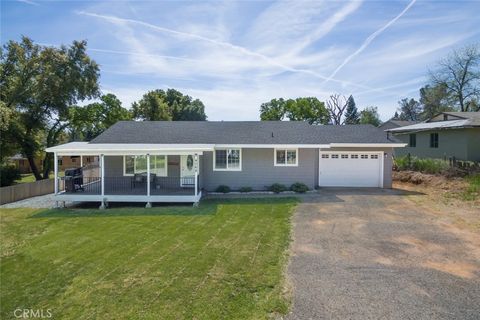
[59,155,99,171]
[378,120,418,131]
[386,112,480,161]
[8,154,43,174]
[46,121,405,206]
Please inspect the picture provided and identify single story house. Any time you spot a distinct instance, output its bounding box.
[8,154,43,174]
[378,120,418,131]
[46,121,405,207]
[386,112,480,162]
[58,155,99,171]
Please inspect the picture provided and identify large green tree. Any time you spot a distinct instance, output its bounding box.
[0,37,100,180]
[359,106,381,126]
[132,89,207,121]
[69,94,132,141]
[260,98,286,121]
[343,95,359,124]
[430,44,480,112]
[419,84,453,119]
[259,97,329,124]
[397,98,422,121]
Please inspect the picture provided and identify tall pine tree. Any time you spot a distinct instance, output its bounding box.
[343,95,359,124]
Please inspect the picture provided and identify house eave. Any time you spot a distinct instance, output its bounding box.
[328,143,407,148]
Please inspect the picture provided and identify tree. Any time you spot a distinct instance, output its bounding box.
[397,98,422,121]
[343,95,359,124]
[430,44,480,111]
[359,106,381,126]
[285,97,329,124]
[419,83,453,120]
[132,90,171,121]
[259,97,329,124]
[0,37,100,180]
[68,94,132,141]
[260,98,286,121]
[392,111,400,120]
[132,89,207,121]
[326,94,348,125]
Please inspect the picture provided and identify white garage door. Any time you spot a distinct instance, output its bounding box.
[319,152,383,187]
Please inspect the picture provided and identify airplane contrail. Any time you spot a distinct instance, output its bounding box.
[322,0,417,84]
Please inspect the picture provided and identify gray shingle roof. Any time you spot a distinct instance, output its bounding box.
[89,121,399,145]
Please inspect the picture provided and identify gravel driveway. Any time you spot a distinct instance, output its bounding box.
[287,188,480,320]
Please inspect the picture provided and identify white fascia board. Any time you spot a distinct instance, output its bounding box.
[329,143,407,148]
[46,143,215,155]
[213,144,331,148]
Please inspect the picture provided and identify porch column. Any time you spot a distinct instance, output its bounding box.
[100,154,105,197]
[80,155,83,167]
[194,170,198,196]
[146,154,151,208]
[54,152,58,195]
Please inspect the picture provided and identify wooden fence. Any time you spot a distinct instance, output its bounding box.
[0,179,64,205]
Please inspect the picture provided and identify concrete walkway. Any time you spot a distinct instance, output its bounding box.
[1,193,74,208]
[286,188,480,320]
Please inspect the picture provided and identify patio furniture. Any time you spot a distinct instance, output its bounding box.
[131,173,157,188]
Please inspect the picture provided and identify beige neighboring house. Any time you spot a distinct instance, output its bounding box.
[386,112,480,162]
[8,154,43,174]
[58,155,99,171]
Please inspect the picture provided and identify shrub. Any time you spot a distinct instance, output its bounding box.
[215,185,231,193]
[0,164,21,187]
[239,186,252,193]
[268,183,287,193]
[394,155,449,174]
[290,182,309,193]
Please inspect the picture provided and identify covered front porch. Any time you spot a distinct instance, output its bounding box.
[46,142,214,208]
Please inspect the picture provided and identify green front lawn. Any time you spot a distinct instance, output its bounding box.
[0,198,297,319]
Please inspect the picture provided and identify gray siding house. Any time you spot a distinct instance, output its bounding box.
[46,121,404,207]
[387,112,480,161]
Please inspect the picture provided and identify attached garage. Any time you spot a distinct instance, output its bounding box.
[318,151,384,188]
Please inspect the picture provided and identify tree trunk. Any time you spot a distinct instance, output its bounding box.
[42,152,53,179]
[26,154,43,180]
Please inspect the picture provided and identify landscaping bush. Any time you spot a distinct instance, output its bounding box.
[394,155,449,174]
[268,183,287,193]
[239,186,252,193]
[0,164,21,187]
[215,185,231,193]
[290,182,309,193]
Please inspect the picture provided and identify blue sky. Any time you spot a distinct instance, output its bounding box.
[2,0,479,121]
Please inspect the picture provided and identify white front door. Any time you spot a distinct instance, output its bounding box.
[319,151,383,187]
[180,155,196,187]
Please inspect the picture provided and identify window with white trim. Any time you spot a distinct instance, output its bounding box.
[124,155,167,176]
[321,154,329,159]
[275,149,298,166]
[341,154,348,159]
[360,154,368,159]
[214,149,241,170]
[370,154,379,159]
[331,154,339,159]
[351,154,358,159]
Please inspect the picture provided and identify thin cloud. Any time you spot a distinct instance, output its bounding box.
[323,0,417,83]
[16,0,39,5]
[76,10,369,89]
[89,48,197,62]
[289,0,363,56]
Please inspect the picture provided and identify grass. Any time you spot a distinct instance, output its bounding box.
[0,198,297,319]
[395,155,449,174]
[15,173,37,183]
[14,173,56,184]
[461,174,480,201]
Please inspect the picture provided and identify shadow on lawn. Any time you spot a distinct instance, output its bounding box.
[30,197,298,219]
